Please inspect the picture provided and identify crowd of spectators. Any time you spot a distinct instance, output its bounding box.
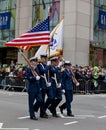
[73,65,106,93]
[0,61,27,91]
[0,60,106,93]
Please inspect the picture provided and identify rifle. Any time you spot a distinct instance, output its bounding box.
[69,68,79,86]
[39,62,50,87]
[51,73,58,87]
[51,74,61,88]
[41,74,50,87]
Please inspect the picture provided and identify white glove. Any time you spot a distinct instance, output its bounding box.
[47,60,51,66]
[58,83,61,88]
[36,75,40,80]
[48,82,51,87]
[76,82,80,86]
[62,89,65,93]
[58,62,63,67]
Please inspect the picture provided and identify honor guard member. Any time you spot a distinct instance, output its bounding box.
[59,61,74,117]
[48,57,62,117]
[37,54,53,118]
[26,57,42,120]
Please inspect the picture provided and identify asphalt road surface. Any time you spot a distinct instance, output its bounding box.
[0,90,106,130]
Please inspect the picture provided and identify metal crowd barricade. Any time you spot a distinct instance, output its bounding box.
[73,79,106,94]
[0,76,6,89]
[73,79,86,94]
[0,76,27,92]
[1,76,106,93]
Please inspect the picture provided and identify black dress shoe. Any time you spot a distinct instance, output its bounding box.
[59,106,63,114]
[40,114,48,118]
[45,112,48,116]
[30,117,38,120]
[53,114,59,117]
[67,113,74,117]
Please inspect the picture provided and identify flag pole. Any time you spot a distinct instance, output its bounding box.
[47,7,51,83]
[48,7,51,59]
[18,49,38,77]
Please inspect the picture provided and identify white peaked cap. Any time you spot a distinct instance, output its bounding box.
[50,56,58,61]
[64,61,71,66]
[29,57,38,62]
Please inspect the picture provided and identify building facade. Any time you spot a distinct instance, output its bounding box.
[0,0,106,67]
[0,0,17,65]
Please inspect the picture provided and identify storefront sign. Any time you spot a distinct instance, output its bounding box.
[0,12,10,30]
[98,10,106,30]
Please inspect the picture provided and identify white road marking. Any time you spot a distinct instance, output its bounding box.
[0,123,3,129]
[0,128,28,130]
[98,95,106,97]
[58,113,95,119]
[18,116,30,119]
[0,122,28,129]
[64,121,78,125]
[98,115,106,119]
[33,129,40,130]
[75,115,95,118]
[65,117,85,119]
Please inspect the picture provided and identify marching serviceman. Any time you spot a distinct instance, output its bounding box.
[26,57,42,120]
[59,61,74,117]
[48,57,62,117]
[37,54,53,118]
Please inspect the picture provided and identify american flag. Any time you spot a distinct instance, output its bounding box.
[5,17,50,51]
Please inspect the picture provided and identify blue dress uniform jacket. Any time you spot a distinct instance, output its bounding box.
[61,68,73,90]
[26,67,42,118]
[37,62,48,89]
[48,65,62,116]
[26,67,40,93]
[49,66,61,88]
[61,68,74,115]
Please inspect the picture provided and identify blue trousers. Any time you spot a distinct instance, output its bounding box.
[49,87,62,115]
[60,90,73,114]
[28,92,42,118]
[40,87,53,116]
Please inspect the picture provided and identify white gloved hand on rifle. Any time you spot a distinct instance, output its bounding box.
[61,89,65,93]
[47,60,51,66]
[58,62,63,67]
[36,75,40,80]
[48,82,51,87]
[76,82,80,86]
[58,83,61,88]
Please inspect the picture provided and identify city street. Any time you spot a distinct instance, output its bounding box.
[0,1,106,130]
[0,90,106,130]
